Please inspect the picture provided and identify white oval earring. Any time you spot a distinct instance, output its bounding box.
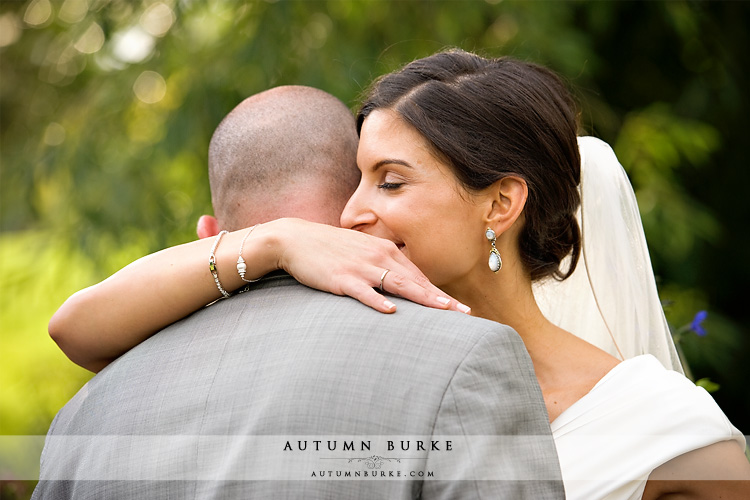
[485,228,502,272]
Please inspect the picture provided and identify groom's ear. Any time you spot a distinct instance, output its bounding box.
[484,176,528,233]
[196,215,220,239]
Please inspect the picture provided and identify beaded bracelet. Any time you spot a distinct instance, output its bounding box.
[209,230,231,298]
[237,224,260,283]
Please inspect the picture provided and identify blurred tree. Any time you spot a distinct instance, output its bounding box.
[569,0,750,431]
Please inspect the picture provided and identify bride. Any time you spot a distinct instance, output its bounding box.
[49,50,748,499]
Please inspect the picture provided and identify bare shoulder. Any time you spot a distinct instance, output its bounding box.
[543,331,621,422]
[642,440,750,499]
[575,334,621,374]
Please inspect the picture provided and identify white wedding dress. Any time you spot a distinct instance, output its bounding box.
[534,137,745,500]
[551,354,743,499]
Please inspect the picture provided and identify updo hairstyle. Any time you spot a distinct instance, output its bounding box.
[357,49,582,281]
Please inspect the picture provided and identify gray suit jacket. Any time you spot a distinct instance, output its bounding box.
[34,274,563,499]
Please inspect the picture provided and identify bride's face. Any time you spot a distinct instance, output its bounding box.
[340,109,489,288]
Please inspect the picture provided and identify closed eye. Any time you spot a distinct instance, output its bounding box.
[377,182,403,190]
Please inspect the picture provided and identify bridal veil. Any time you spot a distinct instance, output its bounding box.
[533,136,684,373]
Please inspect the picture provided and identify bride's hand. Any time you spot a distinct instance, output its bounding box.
[268,218,470,315]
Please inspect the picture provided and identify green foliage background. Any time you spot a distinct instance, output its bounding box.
[1,0,748,491]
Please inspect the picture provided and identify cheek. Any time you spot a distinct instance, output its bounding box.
[380,191,482,279]
[406,220,480,284]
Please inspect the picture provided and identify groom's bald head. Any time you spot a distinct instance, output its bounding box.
[208,86,360,230]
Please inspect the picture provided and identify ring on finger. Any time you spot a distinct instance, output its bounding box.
[379,269,390,292]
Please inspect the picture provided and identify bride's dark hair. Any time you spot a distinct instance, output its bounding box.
[357,49,581,281]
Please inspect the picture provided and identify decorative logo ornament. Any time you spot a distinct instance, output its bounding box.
[348,455,401,469]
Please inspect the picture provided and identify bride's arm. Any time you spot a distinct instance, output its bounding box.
[49,230,253,373]
[50,218,467,373]
[642,440,750,499]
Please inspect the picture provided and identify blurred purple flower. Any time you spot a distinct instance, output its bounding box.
[690,310,708,337]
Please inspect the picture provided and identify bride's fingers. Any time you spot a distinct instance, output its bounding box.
[342,239,471,313]
[341,281,398,314]
[372,246,470,313]
[337,269,466,315]
[381,270,471,314]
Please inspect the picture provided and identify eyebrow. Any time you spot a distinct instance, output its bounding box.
[372,159,413,172]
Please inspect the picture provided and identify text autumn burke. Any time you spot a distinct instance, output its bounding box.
[283,440,453,452]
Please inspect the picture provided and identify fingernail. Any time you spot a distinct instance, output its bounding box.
[457,303,471,314]
[436,297,450,306]
[384,300,396,310]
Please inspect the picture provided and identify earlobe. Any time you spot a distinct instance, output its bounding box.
[196,215,220,239]
[484,176,528,231]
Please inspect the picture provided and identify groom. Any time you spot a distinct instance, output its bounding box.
[34,86,564,499]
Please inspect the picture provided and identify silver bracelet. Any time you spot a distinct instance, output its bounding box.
[237,224,260,283]
[209,230,231,298]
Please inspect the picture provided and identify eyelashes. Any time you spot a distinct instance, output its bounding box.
[377,182,404,190]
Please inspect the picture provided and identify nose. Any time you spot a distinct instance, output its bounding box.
[340,183,377,230]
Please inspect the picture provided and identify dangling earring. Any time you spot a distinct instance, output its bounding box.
[485,228,502,272]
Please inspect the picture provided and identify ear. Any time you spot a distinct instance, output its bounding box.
[196,215,220,239]
[484,176,528,235]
